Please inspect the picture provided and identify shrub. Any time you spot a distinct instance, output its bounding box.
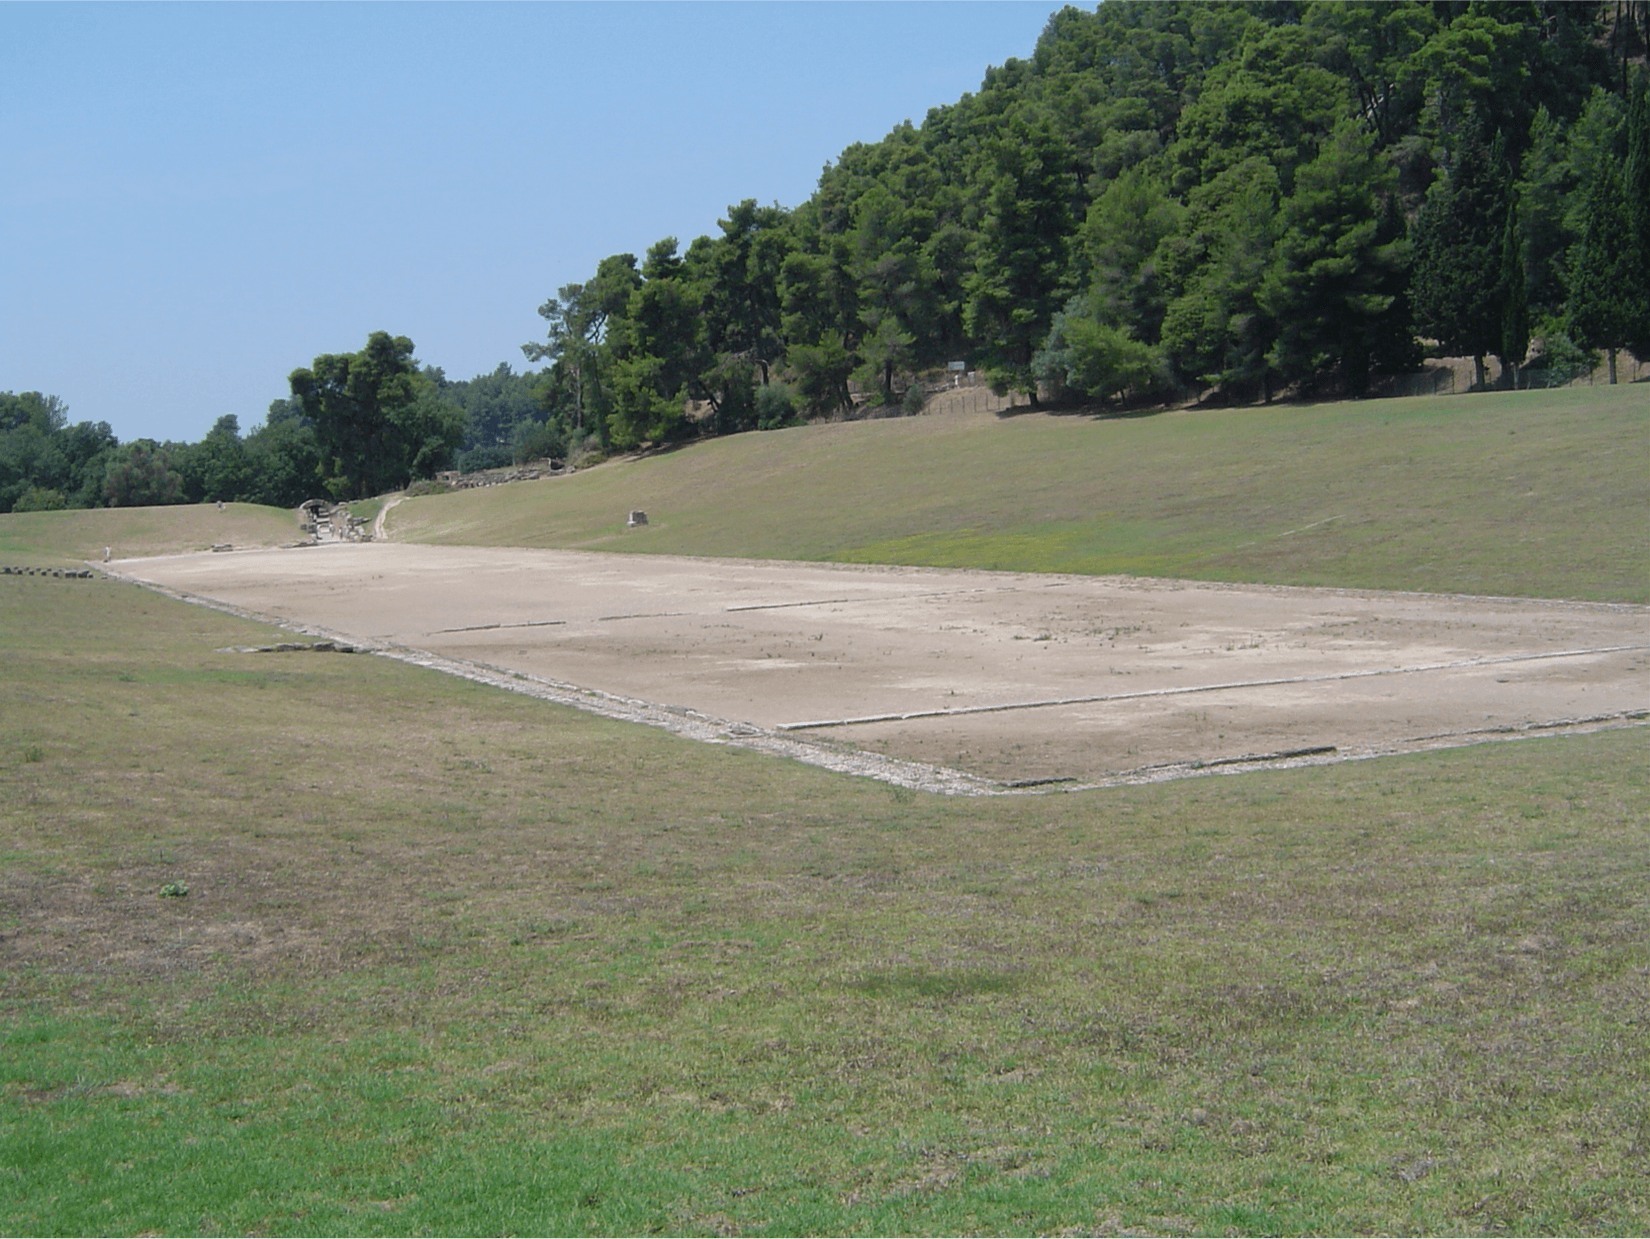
[1524,322,1596,387]
[511,420,567,465]
[566,431,607,468]
[754,383,801,430]
[11,487,66,513]
[1035,304,1168,404]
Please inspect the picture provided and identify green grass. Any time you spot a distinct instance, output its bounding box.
[342,496,387,527]
[3,543,1649,1234]
[390,386,1650,601]
[0,502,300,566]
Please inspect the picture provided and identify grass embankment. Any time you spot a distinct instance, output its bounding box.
[3,560,1649,1235]
[0,503,299,567]
[391,385,1650,602]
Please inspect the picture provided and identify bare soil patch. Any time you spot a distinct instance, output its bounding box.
[111,544,1650,791]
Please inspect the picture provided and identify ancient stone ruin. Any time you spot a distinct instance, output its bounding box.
[1,566,95,578]
[298,499,372,544]
[434,459,568,491]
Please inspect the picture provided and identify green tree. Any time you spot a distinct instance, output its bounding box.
[1410,123,1511,387]
[1623,68,1650,360]
[189,414,254,503]
[523,253,640,441]
[779,244,859,415]
[1033,298,1165,404]
[847,186,928,404]
[963,118,1080,400]
[1079,166,1183,347]
[605,240,709,449]
[0,392,67,513]
[243,400,322,508]
[1168,22,1353,197]
[1518,105,1578,319]
[1304,1,1436,148]
[1413,9,1534,150]
[54,418,118,509]
[781,136,956,414]
[699,200,792,386]
[288,332,465,499]
[1257,118,1401,394]
[1498,196,1531,384]
[438,362,547,463]
[510,419,567,465]
[1159,158,1282,401]
[1366,192,1423,377]
[0,393,114,512]
[1566,153,1640,383]
[103,441,183,508]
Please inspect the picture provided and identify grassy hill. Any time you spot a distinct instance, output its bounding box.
[0,502,300,566]
[390,385,1649,603]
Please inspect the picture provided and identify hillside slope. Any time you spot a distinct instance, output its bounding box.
[388,387,1649,603]
[0,502,300,566]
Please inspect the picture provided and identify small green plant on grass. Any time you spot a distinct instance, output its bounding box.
[158,881,189,898]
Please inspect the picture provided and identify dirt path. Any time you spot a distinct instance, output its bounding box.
[111,544,1650,794]
[372,494,403,542]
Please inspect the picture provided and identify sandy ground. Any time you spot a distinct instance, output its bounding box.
[112,543,1650,793]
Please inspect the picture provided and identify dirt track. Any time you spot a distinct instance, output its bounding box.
[113,544,1650,793]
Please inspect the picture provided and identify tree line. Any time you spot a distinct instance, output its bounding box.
[0,337,545,513]
[527,0,1650,450]
[6,1,1648,515]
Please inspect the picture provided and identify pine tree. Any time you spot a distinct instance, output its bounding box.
[1367,193,1423,378]
[962,119,1079,402]
[1258,119,1400,397]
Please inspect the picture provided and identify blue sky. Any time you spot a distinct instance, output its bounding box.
[2,1,1067,444]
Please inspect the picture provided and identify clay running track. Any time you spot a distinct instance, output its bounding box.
[113,544,1650,794]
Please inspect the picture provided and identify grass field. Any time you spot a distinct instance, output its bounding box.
[0,503,299,567]
[3,385,1649,1235]
[391,386,1650,603]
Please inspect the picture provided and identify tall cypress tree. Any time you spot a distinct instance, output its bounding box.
[1498,196,1530,386]
[1410,122,1511,388]
[1622,67,1650,362]
[1566,155,1639,384]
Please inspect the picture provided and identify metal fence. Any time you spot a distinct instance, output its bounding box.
[1380,352,1647,398]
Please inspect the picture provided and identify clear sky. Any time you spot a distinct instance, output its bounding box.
[2,1,1068,445]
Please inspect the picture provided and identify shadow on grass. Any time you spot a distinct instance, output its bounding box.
[994,401,1173,422]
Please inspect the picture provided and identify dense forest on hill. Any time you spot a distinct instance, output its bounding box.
[5,1,1648,510]
[533,0,1650,450]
